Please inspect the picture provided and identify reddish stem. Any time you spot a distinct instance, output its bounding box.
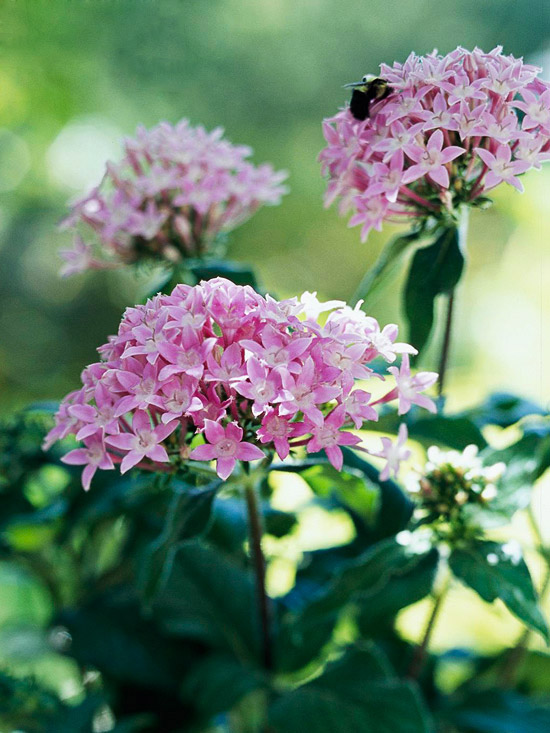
[399,186,439,211]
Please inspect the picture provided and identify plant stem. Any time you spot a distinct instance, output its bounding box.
[407,577,450,680]
[437,289,455,399]
[245,479,273,671]
[437,209,468,401]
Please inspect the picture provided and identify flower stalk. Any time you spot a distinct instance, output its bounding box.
[407,575,450,680]
[437,208,468,401]
[244,469,273,671]
[437,290,455,399]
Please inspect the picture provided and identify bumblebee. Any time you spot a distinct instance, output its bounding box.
[344,75,393,120]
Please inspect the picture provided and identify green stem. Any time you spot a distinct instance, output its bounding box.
[407,577,450,680]
[437,209,468,402]
[244,478,273,671]
[437,289,455,399]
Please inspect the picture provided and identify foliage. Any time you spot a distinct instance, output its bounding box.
[1,386,549,731]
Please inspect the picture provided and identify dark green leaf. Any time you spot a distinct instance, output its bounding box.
[190,259,259,288]
[409,414,487,450]
[447,689,550,733]
[152,539,259,660]
[181,654,266,719]
[139,483,219,604]
[110,716,158,733]
[482,421,550,513]
[58,598,195,692]
[466,392,546,429]
[277,540,436,671]
[403,224,465,354]
[449,540,549,641]
[277,448,413,544]
[369,409,487,450]
[341,448,414,540]
[207,494,297,557]
[356,547,439,636]
[355,230,424,306]
[270,646,433,732]
[45,696,105,733]
[295,462,379,532]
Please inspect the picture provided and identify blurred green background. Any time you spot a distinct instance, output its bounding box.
[0,0,549,416]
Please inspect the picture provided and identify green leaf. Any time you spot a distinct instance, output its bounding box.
[513,650,550,694]
[270,646,433,732]
[152,539,259,660]
[277,448,413,544]
[190,259,259,288]
[139,483,219,604]
[409,414,487,450]
[449,540,549,641]
[466,392,546,429]
[181,654,266,719]
[277,540,436,671]
[207,494,297,556]
[369,409,487,450]
[58,599,194,693]
[356,547,439,636]
[447,689,550,733]
[294,462,379,531]
[45,695,105,733]
[481,420,550,514]
[341,448,414,541]
[403,224,465,354]
[354,230,424,306]
[110,716,158,733]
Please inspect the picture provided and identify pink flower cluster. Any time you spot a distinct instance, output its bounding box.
[59,119,288,275]
[44,279,437,488]
[320,46,550,241]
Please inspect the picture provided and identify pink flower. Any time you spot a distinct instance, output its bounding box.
[403,130,465,188]
[234,358,285,417]
[342,389,378,429]
[59,236,96,277]
[46,279,436,489]
[513,89,550,131]
[321,47,550,241]
[59,119,288,275]
[62,436,114,491]
[113,361,164,416]
[363,322,417,363]
[373,423,411,481]
[257,410,308,460]
[160,377,203,424]
[205,343,247,385]
[70,384,119,441]
[306,407,361,471]
[279,358,340,426]
[388,354,438,415]
[189,420,264,480]
[475,144,531,193]
[106,410,178,473]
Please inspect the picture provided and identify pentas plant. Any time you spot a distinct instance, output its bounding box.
[320,46,550,241]
[321,46,550,384]
[43,278,437,488]
[59,119,288,276]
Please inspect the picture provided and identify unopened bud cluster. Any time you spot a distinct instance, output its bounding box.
[409,445,505,540]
